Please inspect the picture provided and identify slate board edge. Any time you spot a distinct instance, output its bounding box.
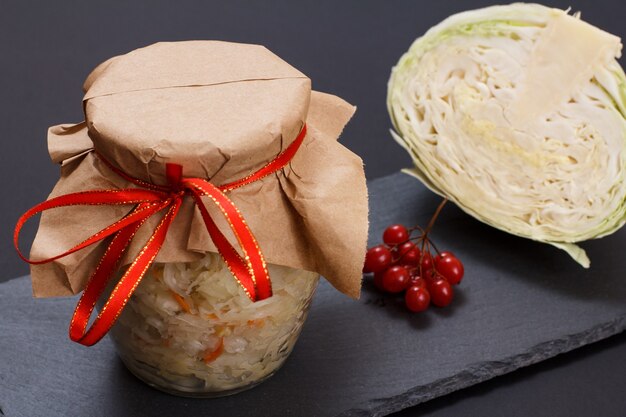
[340,315,626,417]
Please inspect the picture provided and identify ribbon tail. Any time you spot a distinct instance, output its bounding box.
[185,179,272,301]
[70,199,181,346]
[191,194,258,300]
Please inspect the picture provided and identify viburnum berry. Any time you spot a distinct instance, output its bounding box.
[382,266,411,293]
[363,245,392,273]
[435,255,464,285]
[405,286,430,312]
[395,241,420,266]
[429,279,454,307]
[383,224,409,246]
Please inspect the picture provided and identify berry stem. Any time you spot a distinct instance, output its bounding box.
[420,239,429,257]
[429,239,441,255]
[408,225,426,235]
[423,198,448,237]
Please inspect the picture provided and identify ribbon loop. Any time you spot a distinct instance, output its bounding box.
[15,124,307,346]
[14,190,168,265]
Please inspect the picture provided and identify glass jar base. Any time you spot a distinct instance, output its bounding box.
[118,354,283,398]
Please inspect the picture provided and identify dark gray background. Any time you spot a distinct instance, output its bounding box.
[1,1,625,416]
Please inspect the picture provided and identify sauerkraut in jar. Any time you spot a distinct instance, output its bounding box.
[25,41,368,400]
[105,253,319,397]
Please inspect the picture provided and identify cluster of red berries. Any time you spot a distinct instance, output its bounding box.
[362,201,464,312]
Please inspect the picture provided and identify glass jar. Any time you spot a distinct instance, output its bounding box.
[103,253,319,397]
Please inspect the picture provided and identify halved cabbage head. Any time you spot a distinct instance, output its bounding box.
[388,3,626,267]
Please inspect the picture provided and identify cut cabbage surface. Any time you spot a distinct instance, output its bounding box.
[388,3,626,267]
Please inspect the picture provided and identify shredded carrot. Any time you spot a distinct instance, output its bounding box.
[247,319,265,328]
[202,337,224,363]
[169,290,192,314]
[206,313,219,320]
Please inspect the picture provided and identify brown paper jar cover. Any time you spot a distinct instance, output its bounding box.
[29,41,369,299]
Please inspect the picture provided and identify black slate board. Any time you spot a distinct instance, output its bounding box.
[2,173,626,417]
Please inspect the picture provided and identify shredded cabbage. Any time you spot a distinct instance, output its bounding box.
[107,253,319,395]
[388,3,626,267]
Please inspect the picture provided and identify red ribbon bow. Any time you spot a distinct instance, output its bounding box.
[15,124,307,346]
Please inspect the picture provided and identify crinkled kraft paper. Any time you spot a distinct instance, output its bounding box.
[30,41,368,299]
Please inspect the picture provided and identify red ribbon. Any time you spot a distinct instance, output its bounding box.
[15,124,307,346]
